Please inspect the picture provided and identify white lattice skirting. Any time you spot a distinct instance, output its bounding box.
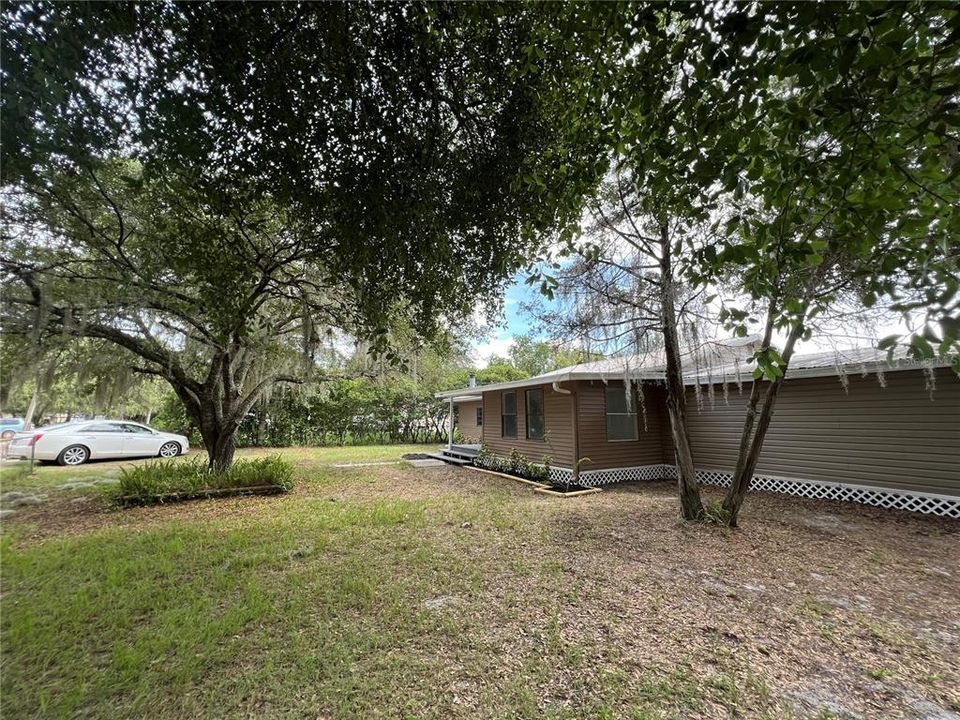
[574,464,960,519]
[476,455,959,519]
[548,466,574,484]
[578,464,677,486]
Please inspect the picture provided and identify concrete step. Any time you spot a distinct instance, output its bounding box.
[445,453,477,462]
[425,452,471,466]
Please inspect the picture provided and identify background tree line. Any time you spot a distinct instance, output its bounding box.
[1,325,590,449]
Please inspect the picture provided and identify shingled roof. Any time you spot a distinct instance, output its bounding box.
[436,342,952,399]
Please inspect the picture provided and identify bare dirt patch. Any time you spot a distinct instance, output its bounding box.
[534,482,960,718]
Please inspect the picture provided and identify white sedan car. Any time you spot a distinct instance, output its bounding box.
[8,421,190,466]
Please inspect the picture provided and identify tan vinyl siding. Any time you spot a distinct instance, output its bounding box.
[575,380,670,470]
[481,384,575,467]
[685,367,960,497]
[456,400,483,443]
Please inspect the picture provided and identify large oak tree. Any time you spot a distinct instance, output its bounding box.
[1,2,612,467]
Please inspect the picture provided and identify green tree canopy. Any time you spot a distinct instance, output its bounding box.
[1,2,614,467]
[2,2,612,344]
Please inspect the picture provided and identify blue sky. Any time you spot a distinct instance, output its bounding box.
[469,270,914,368]
[470,271,544,365]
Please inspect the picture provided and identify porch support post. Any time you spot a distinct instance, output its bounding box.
[447,397,454,449]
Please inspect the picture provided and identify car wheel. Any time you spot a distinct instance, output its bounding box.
[158,441,181,458]
[1,430,14,440]
[58,445,90,466]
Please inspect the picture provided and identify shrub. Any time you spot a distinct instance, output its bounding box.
[473,446,552,484]
[508,448,531,476]
[529,455,551,484]
[221,456,295,491]
[474,443,503,472]
[703,500,732,526]
[117,455,295,504]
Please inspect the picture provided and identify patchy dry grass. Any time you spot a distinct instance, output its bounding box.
[1,447,958,719]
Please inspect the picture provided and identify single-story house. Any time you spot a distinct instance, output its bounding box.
[436,344,959,519]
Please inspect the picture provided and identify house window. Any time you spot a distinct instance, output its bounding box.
[501,392,517,438]
[525,388,545,440]
[476,407,483,427]
[605,386,638,441]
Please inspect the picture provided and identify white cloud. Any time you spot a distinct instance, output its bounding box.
[470,335,515,367]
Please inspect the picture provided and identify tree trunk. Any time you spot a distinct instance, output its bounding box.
[172,366,244,471]
[194,395,242,471]
[658,222,704,522]
[145,407,153,425]
[722,321,804,526]
[194,400,240,471]
[207,430,237,471]
[23,386,39,431]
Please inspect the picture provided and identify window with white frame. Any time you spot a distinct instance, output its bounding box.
[525,388,545,440]
[605,386,638,441]
[501,392,517,438]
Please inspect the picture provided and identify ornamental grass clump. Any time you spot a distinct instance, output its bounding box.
[117,456,294,505]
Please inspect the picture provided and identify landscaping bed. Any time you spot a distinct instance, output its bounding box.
[114,455,295,506]
[534,482,601,497]
[471,447,601,496]
[116,483,287,506]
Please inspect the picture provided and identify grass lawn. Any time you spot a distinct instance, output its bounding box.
[0,444,439,494]
[1,446,958,719]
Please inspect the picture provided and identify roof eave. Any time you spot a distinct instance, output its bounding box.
[682,355,953,385]
[433,368,668,399]
[434,372,574,399]
[434,354,954,399]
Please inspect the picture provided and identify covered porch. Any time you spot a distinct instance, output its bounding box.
[426,385,484,466]
[436,388,483,450]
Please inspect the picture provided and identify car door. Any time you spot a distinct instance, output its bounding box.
[119,423,161,457]
[78,422,127,458]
